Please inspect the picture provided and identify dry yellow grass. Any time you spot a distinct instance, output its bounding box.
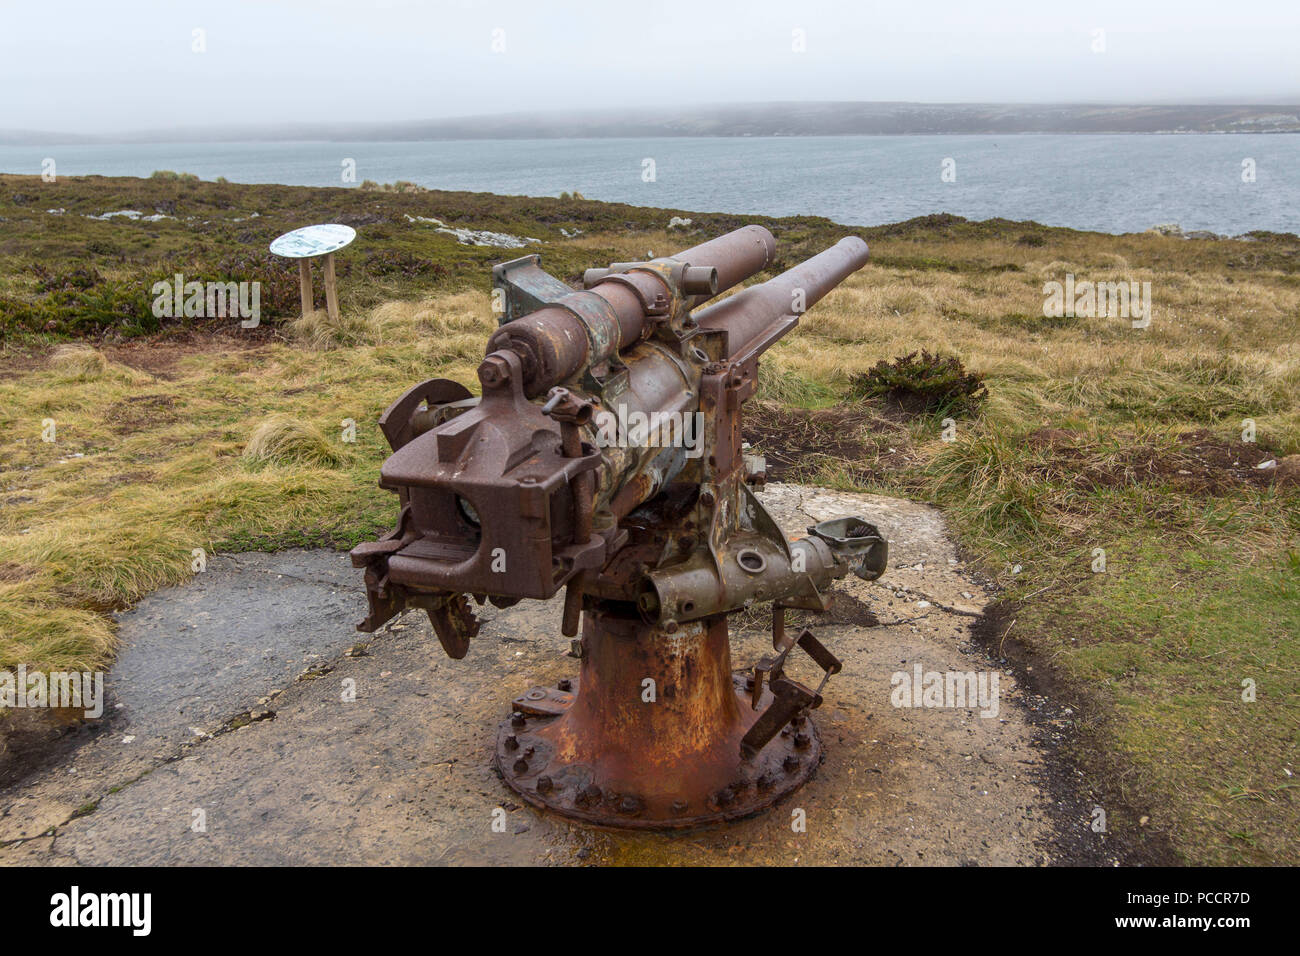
[286,289,497,353]
[0,292,497,672]
[782,257,1300,454]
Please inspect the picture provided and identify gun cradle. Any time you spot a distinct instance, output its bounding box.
[352,225,888,828]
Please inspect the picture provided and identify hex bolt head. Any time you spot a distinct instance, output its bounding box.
[671,800,688,815]
[513,757,529,774]
[510,711,526,728]
[558,678,572,692]
[619,796,642,815]
[783,755,800,774]
[791,714,806,728]
[582,783,602,803]
[478,355,511,388]
[794,732,811,750]
[537,776,554,793]
[715,786,735,807]
[504,734,519,751]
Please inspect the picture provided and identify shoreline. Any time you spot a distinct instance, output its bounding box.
[2,171,1295,243]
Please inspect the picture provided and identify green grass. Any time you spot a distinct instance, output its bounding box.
[1020,534,1300,864]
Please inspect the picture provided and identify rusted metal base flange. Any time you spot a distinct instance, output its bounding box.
[495,672,822,830]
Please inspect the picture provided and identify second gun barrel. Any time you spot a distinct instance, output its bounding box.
[674,225,776,307]
[692,236,869,359]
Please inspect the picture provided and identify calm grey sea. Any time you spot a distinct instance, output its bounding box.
[2,134,1296,235]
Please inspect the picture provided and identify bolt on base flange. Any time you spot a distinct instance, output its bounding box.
[495,672,822,830]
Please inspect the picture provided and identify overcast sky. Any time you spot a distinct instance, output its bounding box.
[4,0,1300,134]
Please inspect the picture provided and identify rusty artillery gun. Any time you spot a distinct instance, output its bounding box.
[351,225,887,828]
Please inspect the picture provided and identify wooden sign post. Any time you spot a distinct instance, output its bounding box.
[269,224,357,321]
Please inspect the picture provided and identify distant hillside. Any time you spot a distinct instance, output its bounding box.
[7,102,1300,145]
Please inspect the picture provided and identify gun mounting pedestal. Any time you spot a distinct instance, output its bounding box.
[352,225,887,829]
[498,608,821,827]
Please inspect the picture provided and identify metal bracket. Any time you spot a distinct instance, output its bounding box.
[741,625,841,756]
[378,378,475,452]
[410,591,481,660]
[492,254,573,324]
[512,681,576,717]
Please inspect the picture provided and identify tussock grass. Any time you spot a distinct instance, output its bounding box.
[287,308,376,350]
[47,344,110,381]
[0,310,498,672]
[0,287,505,671]
[243,415,348,469]
[286,290,497,354]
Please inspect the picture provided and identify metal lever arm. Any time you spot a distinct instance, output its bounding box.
[741,625,842,756]
[542,387,598,637]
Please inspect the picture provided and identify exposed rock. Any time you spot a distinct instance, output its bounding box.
[86,209,172,222]
[404,214,539,248]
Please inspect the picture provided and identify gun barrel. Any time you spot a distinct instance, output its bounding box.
[484,225,779,397]
[673,225,776,307]
[693,236,869,359]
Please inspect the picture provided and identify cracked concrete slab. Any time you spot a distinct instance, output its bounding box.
[110,551,365,749]
[1,484,1102,866]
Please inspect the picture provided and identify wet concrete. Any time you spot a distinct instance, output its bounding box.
[1,484,1099,866]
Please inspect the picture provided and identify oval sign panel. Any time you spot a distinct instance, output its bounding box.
[269,223,357,259]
